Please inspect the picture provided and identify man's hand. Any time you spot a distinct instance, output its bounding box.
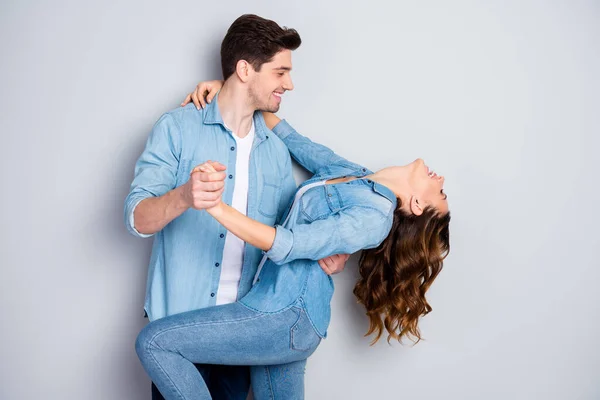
[183,161,227,210]
[181,80,224,110]
[318,254,350,275]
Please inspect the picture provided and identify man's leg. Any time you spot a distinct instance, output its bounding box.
[136,302,320,400]
[208,365,251,400]
[153,365,250,400]
[250,360,307,400]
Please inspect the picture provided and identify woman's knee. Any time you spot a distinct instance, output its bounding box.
[135,322,161,362]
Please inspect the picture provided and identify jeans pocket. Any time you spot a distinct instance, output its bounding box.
[290,307,320,352]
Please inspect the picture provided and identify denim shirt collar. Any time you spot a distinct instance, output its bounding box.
[372,181,398,206]
[352,167,398,206]
[203,92,269,142]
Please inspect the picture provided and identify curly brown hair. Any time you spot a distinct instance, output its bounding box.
[353,200,450,344]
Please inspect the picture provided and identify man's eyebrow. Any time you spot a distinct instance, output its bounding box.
[273,66,292,71]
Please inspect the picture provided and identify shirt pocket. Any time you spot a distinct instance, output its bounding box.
[299,186,333,222]
[258,173,282,218]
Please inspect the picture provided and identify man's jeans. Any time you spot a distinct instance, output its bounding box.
[136,301,321,399]
[151,364,250,400]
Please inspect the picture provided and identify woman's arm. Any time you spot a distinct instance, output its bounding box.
[207,200,391,265]
[262,113,365,175]
[207,202,276,252]
[198,160,392,264]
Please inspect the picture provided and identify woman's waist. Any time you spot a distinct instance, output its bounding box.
[239,261,335,336]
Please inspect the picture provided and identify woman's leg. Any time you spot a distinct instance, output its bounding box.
[151,363,213,400]
[250,306,320,400]
[135,302,320,400]
[250,360,307,400]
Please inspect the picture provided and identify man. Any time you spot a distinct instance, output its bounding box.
[125,14,347,399]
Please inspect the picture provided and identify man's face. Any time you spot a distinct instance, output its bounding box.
[248,49,294,112]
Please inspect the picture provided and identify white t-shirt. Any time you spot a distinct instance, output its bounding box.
[216,121,255,305]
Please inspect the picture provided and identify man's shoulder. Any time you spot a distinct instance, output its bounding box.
[152,104,218,140]
[159,103,204,125]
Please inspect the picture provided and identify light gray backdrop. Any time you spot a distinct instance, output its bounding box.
[1,1,598,399]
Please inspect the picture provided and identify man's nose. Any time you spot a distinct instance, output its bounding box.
[283,75,294,91]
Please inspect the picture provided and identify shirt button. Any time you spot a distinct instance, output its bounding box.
[219,233,224,238]
[230,146,235,151]
[210,293,215,297]
[215,262,220,267]
[328,193,332,197]
[367,179,372,183]
[362,168,366,172]
[266,135,269,139]
[229,174,233,179]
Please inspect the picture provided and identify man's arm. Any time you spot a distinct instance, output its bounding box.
[132,168,225,235]
[124,114,226,237]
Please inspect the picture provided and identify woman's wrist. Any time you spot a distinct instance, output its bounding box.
[206,202,225,218]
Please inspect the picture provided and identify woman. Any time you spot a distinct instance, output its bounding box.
[135,111,450,399]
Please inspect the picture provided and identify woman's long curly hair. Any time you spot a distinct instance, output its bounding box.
[353,200,450,344]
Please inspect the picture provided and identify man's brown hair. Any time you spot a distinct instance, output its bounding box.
[221,14,301,80]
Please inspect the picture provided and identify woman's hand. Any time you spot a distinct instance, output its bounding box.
[262,112,281,130]
[181,80,224,110]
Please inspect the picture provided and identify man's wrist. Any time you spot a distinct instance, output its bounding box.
[174,185,192,211]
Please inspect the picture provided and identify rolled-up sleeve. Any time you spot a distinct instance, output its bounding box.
[124,113,182,238]
[265,206,393,265]
[265,225,295,264]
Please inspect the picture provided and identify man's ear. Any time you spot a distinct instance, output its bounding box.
[409,195,424,216]
[235,60,251,83]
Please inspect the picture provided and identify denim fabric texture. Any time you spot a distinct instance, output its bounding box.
[124,96,297,321]
[136,121,397,399]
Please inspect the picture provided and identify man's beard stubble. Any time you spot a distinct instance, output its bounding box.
[248,85,280,113]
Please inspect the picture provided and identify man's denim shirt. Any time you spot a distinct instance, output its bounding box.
[124,98,296,321]
[241,120,397,338]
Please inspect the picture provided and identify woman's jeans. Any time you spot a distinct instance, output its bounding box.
[135,301,322,400]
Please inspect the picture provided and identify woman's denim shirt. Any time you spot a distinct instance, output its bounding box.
[240,120,397,338]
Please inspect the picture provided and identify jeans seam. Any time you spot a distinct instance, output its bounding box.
[238,300,297,315]
[146,341,188,400]
[148,313,264,347]
[265,366,275,399]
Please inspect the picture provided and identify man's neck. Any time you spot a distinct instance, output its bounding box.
[217,81,256,138]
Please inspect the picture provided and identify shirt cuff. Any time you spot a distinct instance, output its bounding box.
[265,225,294,264]
[128,199,153,238]
[271,119,296,141]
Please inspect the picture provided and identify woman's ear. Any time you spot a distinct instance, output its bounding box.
[409,195,424,216]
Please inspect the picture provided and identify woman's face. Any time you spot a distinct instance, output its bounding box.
[407,158,448,214]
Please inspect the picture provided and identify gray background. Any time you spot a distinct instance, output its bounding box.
[1,1,599,399]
